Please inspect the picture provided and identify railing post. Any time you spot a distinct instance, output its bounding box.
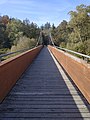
[84,57,89,63]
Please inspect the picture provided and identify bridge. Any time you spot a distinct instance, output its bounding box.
[0,34,90,119]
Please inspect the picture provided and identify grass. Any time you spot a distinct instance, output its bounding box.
[0,48,8,55]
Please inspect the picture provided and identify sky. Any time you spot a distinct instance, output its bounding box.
[0,0,90,26]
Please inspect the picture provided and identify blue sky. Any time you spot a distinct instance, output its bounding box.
[0,0,90,26]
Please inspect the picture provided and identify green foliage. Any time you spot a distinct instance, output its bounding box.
[44,22,51,29]
[0,4,90,56]
[22,20,40,39]
[52,24,56,30]
[41,22,51,30]
[11,36,36,52]
[0,48,8,55]
[0,16,40,54]
[51,20,68,46]
[51,4,90,55]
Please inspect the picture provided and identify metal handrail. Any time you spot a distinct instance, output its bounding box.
[56,46,90,59]
[0,47,34,62]
[49,33,90,61]
[0,31,43,62]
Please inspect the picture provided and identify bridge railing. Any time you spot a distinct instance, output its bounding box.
[48,45,90,104]
[56,46,90,62]
[0,45,43,103]
[0,48,30,62]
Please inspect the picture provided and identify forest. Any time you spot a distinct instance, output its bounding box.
[0,4,90,55]
[51,4,90,55]
[0,17,40,54]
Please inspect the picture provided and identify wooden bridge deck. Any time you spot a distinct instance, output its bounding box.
[0,47,90,120]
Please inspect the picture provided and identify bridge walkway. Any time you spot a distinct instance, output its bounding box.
[0,47,90,120]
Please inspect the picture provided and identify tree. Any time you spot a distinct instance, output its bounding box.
[6,18,23,47]
[44,22,51,29]
[51,20,68,46]
[21,21,40,39]
[0,15,40,52]
[51,4,90,55]
[41,25,44,30]
[11,36,37,52]
[52,23,55,30]
[2,15,9,25]
[67,4,90,54]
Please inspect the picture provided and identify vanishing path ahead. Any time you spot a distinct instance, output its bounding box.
[0,47,90,120]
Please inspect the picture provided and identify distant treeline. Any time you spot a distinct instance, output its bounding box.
[0,4,90,55]
[0,16,40,53]
[51,4,90,55]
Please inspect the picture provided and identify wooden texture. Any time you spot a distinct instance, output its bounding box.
[0,46,43,103]
[48,45,90,104]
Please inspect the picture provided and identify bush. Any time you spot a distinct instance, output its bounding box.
[0,48,8,55]
[11,36,37,52]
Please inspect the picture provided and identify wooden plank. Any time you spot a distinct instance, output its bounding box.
[0,112,90,118]
[0,108,89,113]
[0,47,90,119]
